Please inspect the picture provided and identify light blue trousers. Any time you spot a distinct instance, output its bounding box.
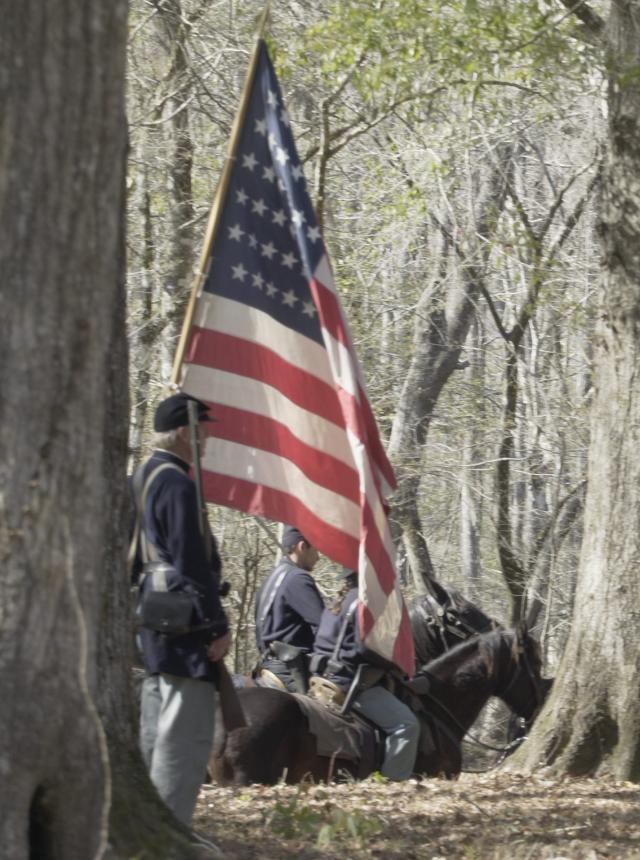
[140,673,216,824]
[352,685,420,780]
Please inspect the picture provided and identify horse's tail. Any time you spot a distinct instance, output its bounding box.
[217,661,247,730]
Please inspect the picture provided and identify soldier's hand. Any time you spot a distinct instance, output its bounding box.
[207,631,232,662]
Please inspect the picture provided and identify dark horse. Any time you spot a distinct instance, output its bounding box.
[409,581,499,666]
[211,625,545,785]
[409,583,552,750]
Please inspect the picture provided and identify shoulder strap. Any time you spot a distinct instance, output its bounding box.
[331,597,358,663]
[127,462,184,573]
[256,561,291,644]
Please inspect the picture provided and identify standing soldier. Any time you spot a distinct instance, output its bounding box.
[131,392,231,826]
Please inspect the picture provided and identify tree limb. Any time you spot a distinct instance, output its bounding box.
[556,0,606,45]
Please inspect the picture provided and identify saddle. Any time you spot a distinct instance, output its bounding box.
[297,667,440,778]
[293,693,382,777]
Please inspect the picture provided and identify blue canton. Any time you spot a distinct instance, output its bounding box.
[205,41,325,346]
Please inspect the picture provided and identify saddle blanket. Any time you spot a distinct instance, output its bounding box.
[293,694,371,763]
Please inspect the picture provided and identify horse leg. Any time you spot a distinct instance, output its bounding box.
[414,737,462,779]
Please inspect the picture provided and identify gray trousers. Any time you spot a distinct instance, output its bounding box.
[140,673,216,825]
[352,684,420,780]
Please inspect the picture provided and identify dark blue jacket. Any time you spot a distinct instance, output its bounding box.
[254,557,324,652]
[313,588,363,689]
[132,450,229,682]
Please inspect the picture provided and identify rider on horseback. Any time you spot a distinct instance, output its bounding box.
[311,570,420,781]
[253,524,325,693]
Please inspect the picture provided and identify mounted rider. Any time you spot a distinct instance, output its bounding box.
[311,569,420,781]
[253,524,325,692]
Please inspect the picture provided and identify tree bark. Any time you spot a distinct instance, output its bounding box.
[512,0,640,779]
[0,5,220,857]
[0,3,127,856]
[155,0,196,380]
[460,318,486,597]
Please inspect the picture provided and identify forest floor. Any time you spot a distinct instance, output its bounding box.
[194,773,640,859]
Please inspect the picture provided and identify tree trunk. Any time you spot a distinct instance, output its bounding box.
[513,0,640,780]
[156,0,196,380]
[0,3,127,856]
[0,5,220,857]
[387,149,512,590]
[129,127,160,467]
[460,318,485,597]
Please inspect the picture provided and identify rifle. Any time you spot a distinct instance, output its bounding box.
[187,400,246,729]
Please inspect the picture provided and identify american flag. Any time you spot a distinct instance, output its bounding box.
[178,40,414,676]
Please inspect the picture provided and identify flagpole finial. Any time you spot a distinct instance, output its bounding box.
[256,0,271,39]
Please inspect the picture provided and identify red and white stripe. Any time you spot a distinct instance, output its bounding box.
[181,253,415,675]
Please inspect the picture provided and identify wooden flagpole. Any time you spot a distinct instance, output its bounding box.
[170,2,272,386]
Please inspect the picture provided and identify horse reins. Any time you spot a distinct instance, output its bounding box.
[410,633,539,758]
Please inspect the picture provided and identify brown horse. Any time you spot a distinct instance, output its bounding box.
[211,625,545,785]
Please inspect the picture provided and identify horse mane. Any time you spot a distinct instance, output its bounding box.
[409,583,498,666]
[416,627,516,680]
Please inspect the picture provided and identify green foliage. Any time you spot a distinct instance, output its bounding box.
[316,808,384,847]
[280,0,596,113]
[265,794,384,847]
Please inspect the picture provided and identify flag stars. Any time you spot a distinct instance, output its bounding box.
[268,132,278,148]
[242,152,258,171]
[275,146,290,165]
[302,301,317,318]
[291,164,303,181]
[228,223,244,241]
[232,263,248,282]
[291,209,306,227]
[262,166,276,183]
[248,234,258,249]
[252,272,264,290]
[307,225,321,243]
[265,282,278,298]
[236,188,249,205]
[272,209,287,227]
[281,252,297,269]
[251,198,268,216]
[267,89,278,107]
[255,118,267,136]
[281,289,298,308]
[260,241,277,260]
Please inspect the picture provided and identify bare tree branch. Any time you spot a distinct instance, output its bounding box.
[556,0,606,44]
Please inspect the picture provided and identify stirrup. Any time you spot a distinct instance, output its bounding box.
[308,675,346,708]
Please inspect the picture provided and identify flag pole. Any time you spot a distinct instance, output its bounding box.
[170,2,272,386]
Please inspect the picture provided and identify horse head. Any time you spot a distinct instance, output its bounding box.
[492,623,547,723]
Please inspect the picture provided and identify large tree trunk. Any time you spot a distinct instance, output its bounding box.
[0,4,127,857]
[0,5,218,857]
[513,0,640,779]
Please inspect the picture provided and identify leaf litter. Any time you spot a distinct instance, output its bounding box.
[193,772,640,859]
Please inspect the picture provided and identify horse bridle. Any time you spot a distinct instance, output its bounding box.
[494,634,544,713]
[412,631,543,761]
[415,598,479,651]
